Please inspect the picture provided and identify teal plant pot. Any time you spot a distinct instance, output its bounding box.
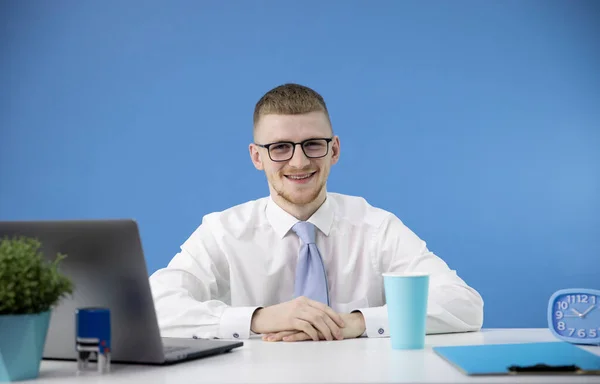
[0,311,50,382]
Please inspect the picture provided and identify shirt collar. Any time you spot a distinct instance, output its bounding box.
[266,195,334,239]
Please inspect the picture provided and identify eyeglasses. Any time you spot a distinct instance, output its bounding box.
[255,138,333,162]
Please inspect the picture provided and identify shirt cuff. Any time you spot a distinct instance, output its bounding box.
[353,306,389,338]
[218,306,261,340]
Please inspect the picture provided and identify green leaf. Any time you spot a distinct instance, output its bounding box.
[0,236,73,315]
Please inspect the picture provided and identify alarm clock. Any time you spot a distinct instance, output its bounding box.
[548,288,600,345]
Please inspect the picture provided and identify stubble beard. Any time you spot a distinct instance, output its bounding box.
[270,172,326,206]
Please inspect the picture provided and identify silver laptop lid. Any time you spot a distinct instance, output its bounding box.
[0,219,166,364]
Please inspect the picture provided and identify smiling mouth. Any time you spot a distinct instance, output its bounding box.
[284,172,316,182]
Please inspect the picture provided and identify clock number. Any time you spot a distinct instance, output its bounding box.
[567,295,592,303]
[555,311,563,319]
[557,322,566,331]
[557,301,568,310]
[577,329,586,338]
[590,329,597,338]
[568,328,575,336]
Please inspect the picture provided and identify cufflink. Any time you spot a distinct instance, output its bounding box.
[378,328,384,335]
[233,333,239,338]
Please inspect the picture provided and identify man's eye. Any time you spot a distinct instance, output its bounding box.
[271,144,291,152]
[305,141,324,148]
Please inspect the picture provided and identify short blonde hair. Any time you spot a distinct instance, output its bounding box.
[253,83,331,133]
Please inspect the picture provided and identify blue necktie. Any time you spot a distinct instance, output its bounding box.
[292,221,330,305]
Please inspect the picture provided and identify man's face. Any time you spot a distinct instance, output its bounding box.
[250,111,340,206]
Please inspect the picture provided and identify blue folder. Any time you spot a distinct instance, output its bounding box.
[433,341,600,376]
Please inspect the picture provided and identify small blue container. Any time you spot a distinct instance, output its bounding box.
[75,308,111,373]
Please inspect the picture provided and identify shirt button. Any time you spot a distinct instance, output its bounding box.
[193,335,198,339]
[233,333,239,338]
[378,328,385,335]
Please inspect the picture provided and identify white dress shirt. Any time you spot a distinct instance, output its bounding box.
[149,192,484,340]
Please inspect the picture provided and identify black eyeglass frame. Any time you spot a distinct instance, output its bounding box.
[255,137,334,162]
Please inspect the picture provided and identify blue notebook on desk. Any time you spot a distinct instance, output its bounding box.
[433,341,600,376]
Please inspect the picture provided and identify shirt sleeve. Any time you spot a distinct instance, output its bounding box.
[148,217,261,340]
[353,213,484,338]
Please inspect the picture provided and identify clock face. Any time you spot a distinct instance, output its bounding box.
[552,292,600,341]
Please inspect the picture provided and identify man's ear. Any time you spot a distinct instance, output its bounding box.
[330,136,340,165]
[249,143,264,170]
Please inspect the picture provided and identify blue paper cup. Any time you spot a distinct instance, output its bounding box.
[383,272,429,350]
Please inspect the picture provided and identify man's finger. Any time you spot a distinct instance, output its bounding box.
[283,331,326,342]
[306,299,345,327]
[292,319,319,341]
[320,312,344,340]
[283,332,312,342]
[263,331,296,342]
[311,307,342,340]
[299,308,335,341]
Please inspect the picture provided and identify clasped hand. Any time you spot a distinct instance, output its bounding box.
[250,296,366,342]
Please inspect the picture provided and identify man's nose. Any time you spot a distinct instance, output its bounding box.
[288,144,310,168]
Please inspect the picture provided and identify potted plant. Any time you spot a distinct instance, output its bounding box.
[0,236,73,382]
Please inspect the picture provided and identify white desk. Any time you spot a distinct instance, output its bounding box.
[31,328,600,383]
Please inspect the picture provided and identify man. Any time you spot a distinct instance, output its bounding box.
[149,83,484,342]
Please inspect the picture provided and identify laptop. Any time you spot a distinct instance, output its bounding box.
[0,219,243,365]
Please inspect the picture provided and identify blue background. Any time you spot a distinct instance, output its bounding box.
[1,0,599,328]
